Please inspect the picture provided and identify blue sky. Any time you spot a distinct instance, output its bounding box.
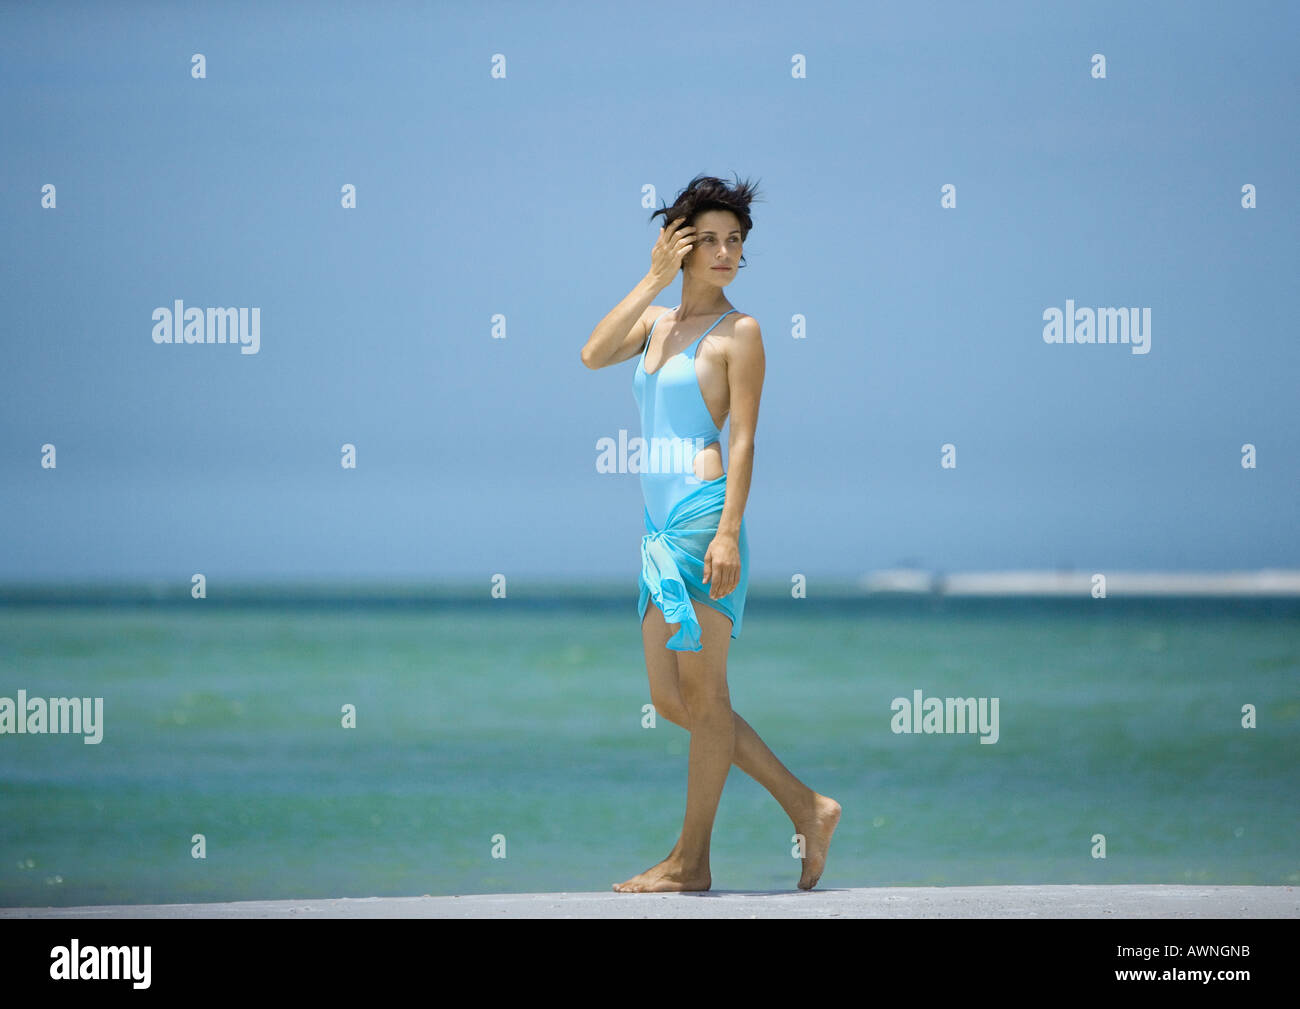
[2,0,1296,582]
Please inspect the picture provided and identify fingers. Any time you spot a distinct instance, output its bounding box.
[658,218,694,257]
[703,540,741,599]
[708,564,738,599]
[657,220,694,263]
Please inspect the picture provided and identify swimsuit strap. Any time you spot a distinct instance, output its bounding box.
[642,305,737,364]
[687,308,738,354]
[640,304,680,363]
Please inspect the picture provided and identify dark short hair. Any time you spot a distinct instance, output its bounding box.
[650,173,761,270]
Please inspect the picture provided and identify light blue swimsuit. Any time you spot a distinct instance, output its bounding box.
[634,305,749,652]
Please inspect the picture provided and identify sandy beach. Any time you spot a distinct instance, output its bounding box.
[3,885,1295,919]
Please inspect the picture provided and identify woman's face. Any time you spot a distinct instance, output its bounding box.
[683,209,743,280]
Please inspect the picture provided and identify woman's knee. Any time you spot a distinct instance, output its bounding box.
[651,695,691,727]
[678,681,732,719]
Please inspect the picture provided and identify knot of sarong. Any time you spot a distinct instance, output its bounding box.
[640,527,702,652]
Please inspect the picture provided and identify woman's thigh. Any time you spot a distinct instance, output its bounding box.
[641,601,687,724]
[674,600,733,709]
[641,599,733,722]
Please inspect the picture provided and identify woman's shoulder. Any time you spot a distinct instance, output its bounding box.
[720,312,763,367]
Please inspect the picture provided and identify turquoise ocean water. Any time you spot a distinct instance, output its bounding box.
[1,586,1297,906]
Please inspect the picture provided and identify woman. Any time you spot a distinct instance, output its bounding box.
[581,175,840,892]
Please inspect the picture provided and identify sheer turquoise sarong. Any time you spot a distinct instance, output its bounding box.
[637,473,749,652]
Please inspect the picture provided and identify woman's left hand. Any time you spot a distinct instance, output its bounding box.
[703,534,741,599]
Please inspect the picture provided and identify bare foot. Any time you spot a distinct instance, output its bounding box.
[612,857,711,893]
[795,794,841,890]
